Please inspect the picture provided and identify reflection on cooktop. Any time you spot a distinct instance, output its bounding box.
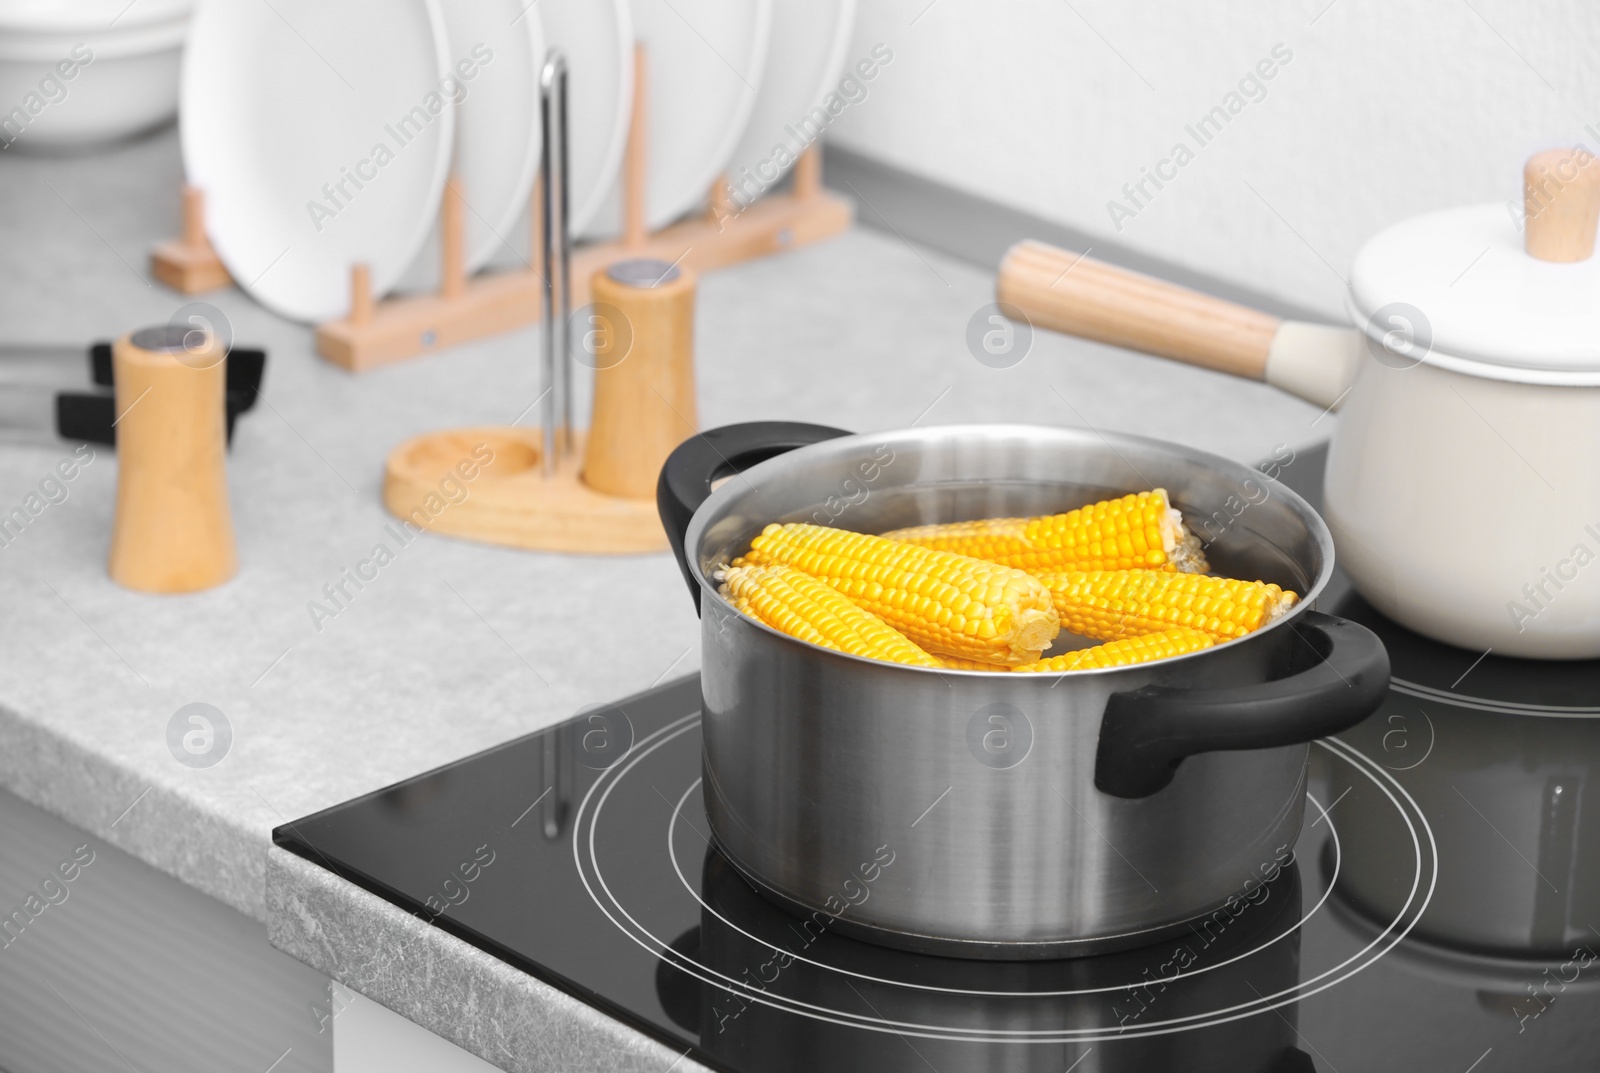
[672,849,1309,1071]
[1323,589,1600,964]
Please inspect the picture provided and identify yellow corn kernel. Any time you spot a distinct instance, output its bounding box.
[1034,569,1298,644]
[880,489,1208,574]
[721,564,942,667]
[936,654,1014,672]
[1014,627,1215,672]
[739,523,1059,665]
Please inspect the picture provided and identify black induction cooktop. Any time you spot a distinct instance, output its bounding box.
[275,446,1600,1072]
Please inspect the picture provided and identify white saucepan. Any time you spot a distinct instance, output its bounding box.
[998,149,1600,659]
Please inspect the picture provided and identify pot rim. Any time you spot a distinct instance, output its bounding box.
[685,422,1336,678]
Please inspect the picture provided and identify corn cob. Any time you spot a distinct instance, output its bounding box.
[738,522,1060,665]
[1013,627,1215,673]
[721,564,942,667]
[1035,569,1298,644]
[879,490,1208,574]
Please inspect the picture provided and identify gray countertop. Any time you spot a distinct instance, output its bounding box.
[0,126,1334,1068]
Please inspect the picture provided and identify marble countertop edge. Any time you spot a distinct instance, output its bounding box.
[265,845,710,1073]
[0,699,268,920]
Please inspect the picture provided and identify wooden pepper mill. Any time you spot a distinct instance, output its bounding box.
[107,325,237,593]
[582,258,697,499]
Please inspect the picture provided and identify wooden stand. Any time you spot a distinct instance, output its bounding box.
[319,149,849,371]
[382,426,667,554]
[150,187,232,294]
[379,49,708,557]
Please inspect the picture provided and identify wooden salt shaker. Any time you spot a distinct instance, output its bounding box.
[582,258,697,499]
[107,326,237,593]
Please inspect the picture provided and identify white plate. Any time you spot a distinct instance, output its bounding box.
[482,0,631,267]
[540,0,633,237]
[725,0,856,203]
[181,0,453,323]
[397,0,544,290]
[586,0,771,236]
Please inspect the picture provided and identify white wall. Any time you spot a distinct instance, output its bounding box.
[832,0,1600,318]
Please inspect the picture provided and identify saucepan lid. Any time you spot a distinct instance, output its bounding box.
[1346,148,1600,386]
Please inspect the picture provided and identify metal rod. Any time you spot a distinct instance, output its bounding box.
[556,63,573,457]
[539,51,572,475]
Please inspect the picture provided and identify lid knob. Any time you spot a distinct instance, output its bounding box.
[1524,148,1600,262]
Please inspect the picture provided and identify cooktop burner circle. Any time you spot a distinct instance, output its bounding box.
[572,715,1439,1044]
[1388,676,1600,718]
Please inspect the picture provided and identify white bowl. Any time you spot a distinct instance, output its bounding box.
[0,16,186,150]
[0,0,192,34]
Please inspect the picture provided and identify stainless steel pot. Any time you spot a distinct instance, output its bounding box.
[658,422,1390,958]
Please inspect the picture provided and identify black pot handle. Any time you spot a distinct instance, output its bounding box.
[657,421,851,612]
[1095,611,1390,799]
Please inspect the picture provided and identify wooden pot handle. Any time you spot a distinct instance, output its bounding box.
[996,241,1281,382]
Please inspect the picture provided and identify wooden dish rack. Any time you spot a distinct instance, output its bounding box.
[152,47,852,373]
